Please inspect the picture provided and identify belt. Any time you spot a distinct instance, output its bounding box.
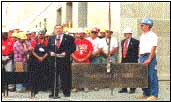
[140,53,150,56]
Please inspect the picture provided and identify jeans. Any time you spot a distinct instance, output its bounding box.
[16,84,25,91]
[91,56,103,64]
[139,54,159,97]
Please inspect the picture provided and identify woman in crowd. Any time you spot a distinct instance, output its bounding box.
[30,32,51,98]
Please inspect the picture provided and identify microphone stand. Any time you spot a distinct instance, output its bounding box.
[52,39,59,99]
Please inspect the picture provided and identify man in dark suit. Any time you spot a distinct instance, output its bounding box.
[48,25,76,98]
[118,27,139,94]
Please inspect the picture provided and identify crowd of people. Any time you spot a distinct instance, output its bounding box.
[2,18,159,101]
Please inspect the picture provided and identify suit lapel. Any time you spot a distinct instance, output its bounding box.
[51,35,57,45]
[127,38,132,51]
[59,34,66,48]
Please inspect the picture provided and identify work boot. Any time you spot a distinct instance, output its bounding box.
[72,88,78,92]
[84,88,89,92]
[147,96,158,101]
[118,88,128,93]
[136,95,148,99]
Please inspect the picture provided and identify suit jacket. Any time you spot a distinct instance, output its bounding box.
[48,33,76,64]
[121,38,139,63]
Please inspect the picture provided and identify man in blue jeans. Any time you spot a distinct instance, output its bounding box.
[136,18,158,101]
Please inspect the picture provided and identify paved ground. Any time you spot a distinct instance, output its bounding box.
[2,81,170,101]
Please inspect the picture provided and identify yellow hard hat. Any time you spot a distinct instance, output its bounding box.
[63,27,69,32]
[18,32,27,39]
[84,28,91,34]
[100,28,106,32]
[12,32,19,38]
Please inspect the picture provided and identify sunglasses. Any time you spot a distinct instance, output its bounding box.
[91,31,97,34]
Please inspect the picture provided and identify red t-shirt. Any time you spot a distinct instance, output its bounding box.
[31,39,48,48]
[73,39,93,64]
[2,38,14,55]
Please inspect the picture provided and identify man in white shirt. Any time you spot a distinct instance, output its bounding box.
[101,30,118,64]
[86,28,103,64]
[136,18,158,101]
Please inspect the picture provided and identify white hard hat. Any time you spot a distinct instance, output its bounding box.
[68,28,75,33]
[77,28,84,33]
[123,27,133,34]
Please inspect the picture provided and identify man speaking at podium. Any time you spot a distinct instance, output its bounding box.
[48,25,76,98]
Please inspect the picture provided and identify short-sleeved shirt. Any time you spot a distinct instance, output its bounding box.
[139,31,158,54]
[101,37,118,53]
[86,37,103,54]
[2,38,14,55]
[73,39,93,64]
[31,39,48,48]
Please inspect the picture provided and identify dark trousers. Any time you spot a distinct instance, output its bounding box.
[121,57,138,92]
[51,62,72,96]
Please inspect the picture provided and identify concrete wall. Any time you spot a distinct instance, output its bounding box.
[87,2,109,29]
[72,2,79,28]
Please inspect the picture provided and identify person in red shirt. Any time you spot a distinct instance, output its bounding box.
[31,31,48,48]
[71,29,93,92]
[8,30,13,39]
[2,31,15,92]
[45,32,50,41]
[31,31,37,41]
[29,31,50,98]
[72,29,93,64]
[2,32,14,56]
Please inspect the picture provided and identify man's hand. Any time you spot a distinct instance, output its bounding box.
[28,46,34,51]
[78,59,85,62]
[61,52,66,57]
[144,59,151,66]
[23,43,27,49]
[50,52,56,56]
